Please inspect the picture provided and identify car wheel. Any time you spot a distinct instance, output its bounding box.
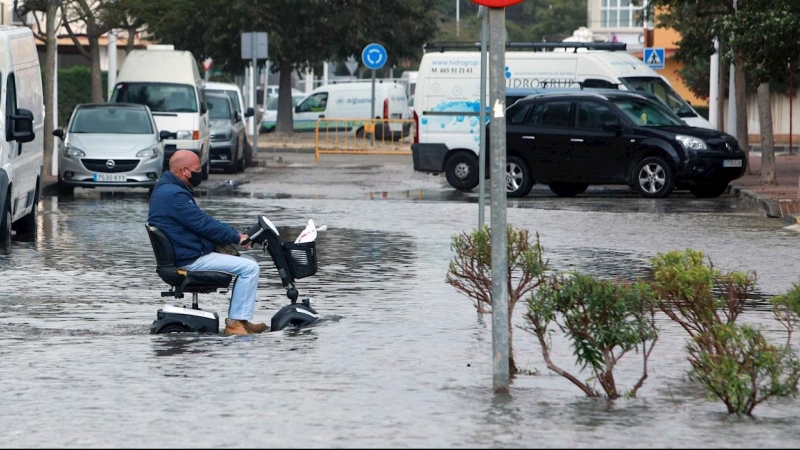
[549,182,588,197]
[12,179,38,238]
[506,155,534,198]
[690,183,729,198]
[0,197,11,254]
[57,179,74,197]
[236,143,246,173]
[202,157,210,180]
[244,139,254,167]
[634,156,674,198]
[444,151,479,191]
[225,144,240,174]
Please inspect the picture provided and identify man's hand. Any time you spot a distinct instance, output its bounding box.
[239,233,252,250]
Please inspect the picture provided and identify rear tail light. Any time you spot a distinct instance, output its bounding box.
[413,110,419,144]
[383,99,389,119]
[192,130,200,140]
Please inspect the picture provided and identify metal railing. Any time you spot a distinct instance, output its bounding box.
[314,118,415,162]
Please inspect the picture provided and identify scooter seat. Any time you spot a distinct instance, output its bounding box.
[178,271,233,292]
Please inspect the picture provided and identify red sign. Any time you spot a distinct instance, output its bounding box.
[202,58,213,71]
[470,0,525,7]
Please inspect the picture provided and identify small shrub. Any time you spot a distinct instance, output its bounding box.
[446,225,548,375]
[650,249,800,416]
[523,272,658,398]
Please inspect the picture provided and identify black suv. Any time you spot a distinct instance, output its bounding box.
[489,91,747,198]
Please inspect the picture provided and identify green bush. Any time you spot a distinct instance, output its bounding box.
[43,66,108,127]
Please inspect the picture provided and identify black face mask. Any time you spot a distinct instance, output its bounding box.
[187,169,202,188]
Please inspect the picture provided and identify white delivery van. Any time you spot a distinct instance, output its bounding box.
[0,26,44,252]
[293,81,409,138]
[110,46,212,179]
[411,43,714,188]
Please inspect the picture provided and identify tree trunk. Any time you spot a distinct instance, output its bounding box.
[90,36,103,102]
[275,60,294,134]
[757,83,777,186]
[734,61,750,173]
[43,2,58,184]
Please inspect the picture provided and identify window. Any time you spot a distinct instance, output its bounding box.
[612,98,684,127]
[530,101,572,128]
[576,101,618,130]
[600,0,644,28]
[297,92,328,113]
[69,107,154,134]
[507,104,532,125]
[207,96,232,119]
[5,73,17,143]
[113,82,198,113]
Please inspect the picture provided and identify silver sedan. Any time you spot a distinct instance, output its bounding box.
[54,103,172,195]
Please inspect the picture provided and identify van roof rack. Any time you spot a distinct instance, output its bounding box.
[423,41,627,53]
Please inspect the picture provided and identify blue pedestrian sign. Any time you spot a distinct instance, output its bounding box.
[361,43,387,70]
[643,47,665,70]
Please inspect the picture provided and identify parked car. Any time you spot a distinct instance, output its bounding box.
[207,93,246,173]
[205,81,254,166]
[486,91,747,199]
[54,103,170,195]
[260,93,305,133]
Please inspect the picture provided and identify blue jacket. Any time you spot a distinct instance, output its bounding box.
[147,171,240,267]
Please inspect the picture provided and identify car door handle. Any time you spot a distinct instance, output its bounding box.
[570,138,584,143]
[522,136,535,140]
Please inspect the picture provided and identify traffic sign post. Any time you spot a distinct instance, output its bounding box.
[361,43,387,146]
[241,32,268,158]
[643,47,665,70]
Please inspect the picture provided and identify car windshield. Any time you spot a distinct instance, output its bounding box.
[112,82,197,113]
[69,107,153,134]
[619,76,696,118]
[207,96,231,119]
[208,89,241,113]
[612,97,685,127]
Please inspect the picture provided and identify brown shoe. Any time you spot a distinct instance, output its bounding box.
[224,319,253,335]
[243,321,268,334]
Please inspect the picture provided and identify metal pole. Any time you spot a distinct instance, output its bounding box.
[488,6,509,394]
[456,0,460,38]
[709,38,719,130]
[727,0,737,139]
[479,8,488,229]
[52,44,58,177]
[790,60,793,155]
[371,68,376,146]
[251,33,258,158]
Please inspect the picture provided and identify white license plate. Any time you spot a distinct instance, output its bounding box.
[94,174,126,182]
[723,159,742,168]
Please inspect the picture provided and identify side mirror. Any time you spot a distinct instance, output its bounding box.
[52,128,64,139]
[11,108,35,143]
[244,107,254,118]
[159,130,175,141]
[602,121,622,133]
[295,105,302,113]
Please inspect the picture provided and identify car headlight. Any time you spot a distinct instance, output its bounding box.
[676,135,708,151]
[64,144,85,157]
[175,130,192,139]
[136,146,160,159]
[211,131,232,141]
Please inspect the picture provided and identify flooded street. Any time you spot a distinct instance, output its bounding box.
[2,164,799,447]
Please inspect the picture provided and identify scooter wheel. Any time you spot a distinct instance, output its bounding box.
[158,324,192,334]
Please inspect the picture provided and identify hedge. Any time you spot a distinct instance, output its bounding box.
[43,66,108,127]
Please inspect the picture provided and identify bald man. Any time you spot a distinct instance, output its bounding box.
[148,150,267,335]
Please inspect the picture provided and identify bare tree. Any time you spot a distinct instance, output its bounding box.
[61,0,116,102]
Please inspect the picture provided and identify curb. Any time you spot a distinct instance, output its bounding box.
[729,185,783,218]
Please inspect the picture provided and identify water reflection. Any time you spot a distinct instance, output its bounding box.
[1,194,798,447]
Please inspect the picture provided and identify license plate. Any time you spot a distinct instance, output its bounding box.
[723,159,742,168]
[94,174,126,182]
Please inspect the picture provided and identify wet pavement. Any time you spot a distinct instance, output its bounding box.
[2,156,799,447]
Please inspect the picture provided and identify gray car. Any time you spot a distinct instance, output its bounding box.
[207,93,246,173]
[54,103,171,195]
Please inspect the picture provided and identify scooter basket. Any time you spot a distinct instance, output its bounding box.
[282,241,317,279]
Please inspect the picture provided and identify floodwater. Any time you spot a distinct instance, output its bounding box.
[1,189,799,448]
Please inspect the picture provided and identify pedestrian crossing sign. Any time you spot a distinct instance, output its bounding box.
[643,48,665,69]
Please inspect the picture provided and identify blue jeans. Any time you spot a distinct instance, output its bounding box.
[181,253,260,321]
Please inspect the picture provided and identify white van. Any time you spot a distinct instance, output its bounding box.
[110,46,212,179]
[292,81,409,137]
[411,44,713,187]
[0,26,44,252]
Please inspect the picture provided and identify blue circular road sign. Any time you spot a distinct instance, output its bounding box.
[361,43,387,70]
